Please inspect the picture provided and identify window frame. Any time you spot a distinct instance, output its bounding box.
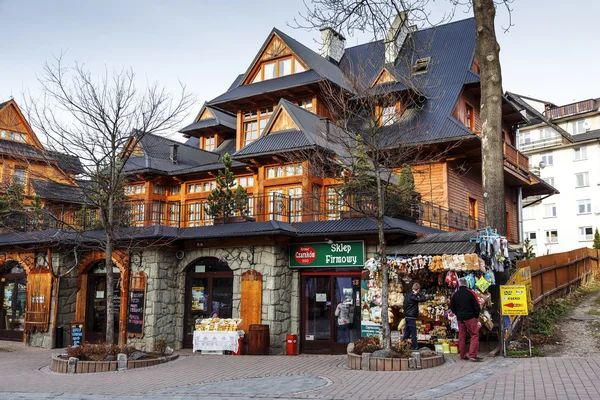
[573,146,587,161]
[578,226,593,242]
[544,203,557,218]
[266,163,303,179]
[545,229,559,244]
[464,102,475,131]
[577,199,592,215]
[540,152,554,166]
[575,172,589,188]
[205,136,215,152]
[525,231,537,244]
[12,167,26,185]
[250,55,307,83]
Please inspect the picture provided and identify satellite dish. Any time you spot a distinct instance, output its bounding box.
[539,161,546,169]
[583,121,591,131]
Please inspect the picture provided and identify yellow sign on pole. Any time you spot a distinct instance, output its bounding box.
[500,285,529,316]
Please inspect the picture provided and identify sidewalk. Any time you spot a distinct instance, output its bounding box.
[1,341,599,399]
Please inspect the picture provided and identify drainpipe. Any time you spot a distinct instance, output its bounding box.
[518,187,523,245]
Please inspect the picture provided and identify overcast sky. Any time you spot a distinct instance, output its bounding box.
[2,0,599,128]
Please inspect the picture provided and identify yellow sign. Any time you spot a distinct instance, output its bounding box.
[507,267,533,311]
[500,285,529,316]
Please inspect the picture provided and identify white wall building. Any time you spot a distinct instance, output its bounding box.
[508,94,600,255]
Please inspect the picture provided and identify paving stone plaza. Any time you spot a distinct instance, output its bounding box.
[1,341,600,400]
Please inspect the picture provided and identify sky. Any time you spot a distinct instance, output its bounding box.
[1,0,599,132]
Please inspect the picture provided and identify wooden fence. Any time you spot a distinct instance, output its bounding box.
[516,247,598,310]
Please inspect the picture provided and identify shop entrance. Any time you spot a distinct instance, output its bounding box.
[85,261,121,344]
[0,261,26,341]
[183,257,233,348]
[301,272,361,354]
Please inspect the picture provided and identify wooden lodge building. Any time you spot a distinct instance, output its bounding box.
[0,16,554,353]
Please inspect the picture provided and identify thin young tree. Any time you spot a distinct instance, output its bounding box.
[27,56,194,344]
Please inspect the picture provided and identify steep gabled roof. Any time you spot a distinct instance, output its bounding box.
[209,28,352,107]
[505,92,574,143]
[124,133,221,175]
[180,102,236,134]
[31,179,86,204]
[233,99,332,158]
[339,18,481,144]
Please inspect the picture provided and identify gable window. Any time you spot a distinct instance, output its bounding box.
[579,226,593,241]
[12,167,25,185]
[544,203,556,218]
[205,136,215,152]
[412,57,431,74]
[525,231,537,244]
[540,152,553,166]
[464,103,474,131]
[0,130,26,143]
[573,146,587,161]
[243,121,259,146]
[545,229,558,244]
[577,199,592,214]
[250,56,306,83]
[575,172,589,188]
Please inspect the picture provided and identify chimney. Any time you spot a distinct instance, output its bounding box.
[320,27,346,63]
[170,144,178,164]
[385,11,409,64]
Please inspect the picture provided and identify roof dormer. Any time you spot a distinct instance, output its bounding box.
[243,34,308,85]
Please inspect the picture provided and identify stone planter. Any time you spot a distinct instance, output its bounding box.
[50,353,178,374]
[347,353,444,371]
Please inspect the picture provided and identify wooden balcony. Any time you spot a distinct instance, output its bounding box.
[503,141,529,175]
[545,99,595,120]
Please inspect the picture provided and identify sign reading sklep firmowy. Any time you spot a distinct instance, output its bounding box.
[500,285,529,316]
[289,241,364,268]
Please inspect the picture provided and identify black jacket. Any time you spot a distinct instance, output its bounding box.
[403,291,426,319]
[450,286,481,321]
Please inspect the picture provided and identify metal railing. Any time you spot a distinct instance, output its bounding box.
[0,193,483,234]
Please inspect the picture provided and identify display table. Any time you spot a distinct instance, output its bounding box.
[193,330,244,354]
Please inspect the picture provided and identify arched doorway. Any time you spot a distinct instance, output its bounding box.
[183,257,233,348]
[85,261,121,343]
[0,261,27,341]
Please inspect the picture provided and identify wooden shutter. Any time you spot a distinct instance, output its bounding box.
[25,272,53,333]
[240,270,262,333]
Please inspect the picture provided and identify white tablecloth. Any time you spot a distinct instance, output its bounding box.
[193,330,244,353]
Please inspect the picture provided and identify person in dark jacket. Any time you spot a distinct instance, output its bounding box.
[450,278,482,361]
[402,282,426,350]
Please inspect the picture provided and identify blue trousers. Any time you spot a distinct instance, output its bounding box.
[402,318,418,350]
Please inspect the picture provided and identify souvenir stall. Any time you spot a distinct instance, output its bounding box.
[193,318,244,355]
[361,229,509,350]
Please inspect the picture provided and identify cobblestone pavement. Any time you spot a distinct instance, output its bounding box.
[1,341,599,400]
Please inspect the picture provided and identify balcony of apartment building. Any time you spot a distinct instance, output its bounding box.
[545,99,596,120]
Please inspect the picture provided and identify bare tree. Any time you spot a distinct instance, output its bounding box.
[297,0,511,235]
[27,56,194,344]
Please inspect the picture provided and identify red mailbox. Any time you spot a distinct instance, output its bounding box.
[286,334,298,356]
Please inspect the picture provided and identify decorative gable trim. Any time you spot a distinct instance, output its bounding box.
[0,100,46,151]
[241,31,308,86]
[268,107,299,133]
[198,107,214,121]
[372,67,398,87]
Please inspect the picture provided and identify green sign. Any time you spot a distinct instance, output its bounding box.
[289,241,364,268]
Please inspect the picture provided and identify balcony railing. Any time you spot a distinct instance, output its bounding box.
[545,99,595,120]
[0,193,482,234]
[518,136,563,152]
[503,142,529,174]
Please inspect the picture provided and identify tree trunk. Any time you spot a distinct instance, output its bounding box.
[474,0,507,236]
[375,169,390,350]
[105,237,115,345]
[49,275,59,349]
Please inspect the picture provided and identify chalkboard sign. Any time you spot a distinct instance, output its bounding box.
[70,321,85,347]
[126,290,145,335]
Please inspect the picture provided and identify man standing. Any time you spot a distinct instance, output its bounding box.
[403,282,426,350]
[450,278,482,361]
